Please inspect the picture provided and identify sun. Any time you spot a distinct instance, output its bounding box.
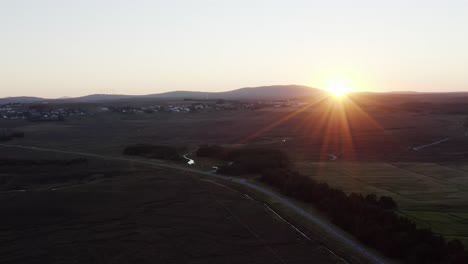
[325,80,352,98]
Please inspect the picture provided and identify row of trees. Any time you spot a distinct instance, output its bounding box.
[261,169,468,264]
[0,158,87,166]
[0,130,24,141]
[123,144,183,161]
[196,145,290,174]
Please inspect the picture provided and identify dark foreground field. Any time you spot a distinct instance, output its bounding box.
[0,149,343,264]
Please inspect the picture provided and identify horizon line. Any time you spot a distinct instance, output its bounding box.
[1,84,468,100]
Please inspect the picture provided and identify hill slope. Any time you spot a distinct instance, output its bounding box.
[0,96,44,104]
[0,85,323,103]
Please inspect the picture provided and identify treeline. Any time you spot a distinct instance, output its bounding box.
[0,158,87,166]
[123,144,183,161]
[261,169,468,264]
[0,131,24,141]
[196,145,290,175]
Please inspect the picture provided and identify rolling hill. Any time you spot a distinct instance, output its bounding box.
[1,85,324,103]
[0,96,44,104]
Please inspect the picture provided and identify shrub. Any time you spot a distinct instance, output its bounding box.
[0,130,25,141]
[196,145,227,158]
[123,144,183,161]
[0,158,87,166]
[197,145,290,175]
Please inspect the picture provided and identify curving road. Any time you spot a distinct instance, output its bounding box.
[0,143,387,264]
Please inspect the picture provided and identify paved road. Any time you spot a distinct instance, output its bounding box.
[0,143,387,264]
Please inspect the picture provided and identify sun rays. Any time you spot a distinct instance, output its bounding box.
[239,93,387,163]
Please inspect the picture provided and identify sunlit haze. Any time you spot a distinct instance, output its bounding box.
[1,0,467,98]
[325,80,351,98]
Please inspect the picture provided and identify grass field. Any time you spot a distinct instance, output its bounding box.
[296,161,468,247]
[0,149,345,264]
[2,106,466,161]
[2,105,468,256]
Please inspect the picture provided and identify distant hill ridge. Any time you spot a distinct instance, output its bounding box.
[0,96,44,104]
[0,85,324,103]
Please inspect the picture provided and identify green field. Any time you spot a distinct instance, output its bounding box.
[296,161,468,246]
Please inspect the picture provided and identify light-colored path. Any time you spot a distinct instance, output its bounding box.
[412,138,450,151]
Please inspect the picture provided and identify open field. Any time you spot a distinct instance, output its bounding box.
[0,149,344,264]
[2,98,468,260]
[2,100,468,162]
[296,161,468,246]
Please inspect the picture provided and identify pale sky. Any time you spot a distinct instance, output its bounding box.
[1,0,467,98]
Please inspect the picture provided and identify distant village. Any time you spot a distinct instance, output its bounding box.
[0,99,309,121]
[0,103,86,121]
[99,100,308,114]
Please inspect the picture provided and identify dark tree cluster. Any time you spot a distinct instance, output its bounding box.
[261,169,468,264]
[196,145,228,158]
[0,131,24,141]
[123,144,183,161]
[28,115,65,122]
[0,158,87,166]
[197,145,290,175]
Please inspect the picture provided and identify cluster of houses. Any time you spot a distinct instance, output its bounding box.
[102,102,255,114]
[0,103,86,121]
[28,108,86,122]
[0,99,310,120]
[0,103,25,120]
[102,100,308,115]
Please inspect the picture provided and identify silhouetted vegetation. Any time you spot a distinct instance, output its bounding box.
[197,145,290,175]
[123,144,183,161]
[0,131,24,141]
[261,169,468,264]
[28,115,65,122]
[0,158,86,166]
[196,145,228,158]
